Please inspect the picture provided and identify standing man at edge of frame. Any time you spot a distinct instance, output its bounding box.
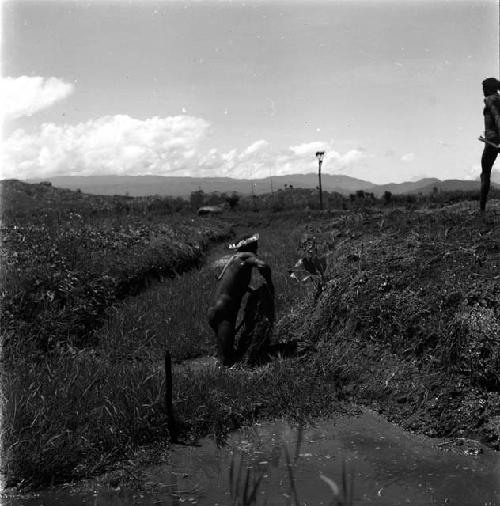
[207,233,274,367]
[480,77,500,213]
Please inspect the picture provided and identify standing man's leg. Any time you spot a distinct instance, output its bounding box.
[480,145,498,211]
[208,306,237,367]
[216,319,236,366]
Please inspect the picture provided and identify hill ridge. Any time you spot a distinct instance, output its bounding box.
[21,174,484,198]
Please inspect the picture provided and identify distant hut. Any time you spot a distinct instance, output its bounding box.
[197,205,224,216]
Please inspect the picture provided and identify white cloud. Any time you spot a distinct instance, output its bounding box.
[1,76,74,120]
[2,115,210,179]
[400,152,415,163]
[2,114,370,180]
[333,149,367,167]
[240,139,269,158]
[461,164,481,181]
[289,141,328,156]
[288,142,368,173]
[257,144,368,178]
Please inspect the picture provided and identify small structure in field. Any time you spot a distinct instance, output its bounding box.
[198,205,224,216]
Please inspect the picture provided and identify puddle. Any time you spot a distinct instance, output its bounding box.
[2,410,499,505]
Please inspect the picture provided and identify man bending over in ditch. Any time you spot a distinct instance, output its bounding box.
[208,233,274,367]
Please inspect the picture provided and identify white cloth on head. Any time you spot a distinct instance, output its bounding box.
[228,233,259,250]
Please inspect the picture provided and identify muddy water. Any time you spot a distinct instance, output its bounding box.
[3,410,499,506]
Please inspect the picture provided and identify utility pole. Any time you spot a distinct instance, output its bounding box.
[316,151,325,211]
[252,182,258,211]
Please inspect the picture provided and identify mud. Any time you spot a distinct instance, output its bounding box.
[3,409,499,505]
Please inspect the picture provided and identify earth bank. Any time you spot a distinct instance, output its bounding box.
[276,201,500,448]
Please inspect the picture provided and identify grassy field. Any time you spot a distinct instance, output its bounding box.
[2,180,500,490]
[2,202,340,487]
[0,180,231,351]
[0,181,231,486]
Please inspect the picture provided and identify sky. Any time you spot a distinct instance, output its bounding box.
[1,0,499,184]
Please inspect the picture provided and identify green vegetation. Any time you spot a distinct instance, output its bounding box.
[190,183,500,213]
[0,181,231,486]
[1,179,499,492]
[1,202,338,488]
[0,180,230,351]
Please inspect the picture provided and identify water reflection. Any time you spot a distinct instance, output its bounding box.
[2,410,499,505]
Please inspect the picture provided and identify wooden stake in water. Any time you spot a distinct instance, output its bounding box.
[165,350,177,442]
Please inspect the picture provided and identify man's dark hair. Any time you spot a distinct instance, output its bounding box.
[482,77,500,96]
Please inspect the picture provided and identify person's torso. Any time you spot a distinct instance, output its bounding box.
[483,94,500,141]
[214,253,255,305]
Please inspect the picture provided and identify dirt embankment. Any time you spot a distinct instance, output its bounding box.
[278,202,500,448]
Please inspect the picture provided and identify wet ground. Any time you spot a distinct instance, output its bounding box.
[3,409,499,505]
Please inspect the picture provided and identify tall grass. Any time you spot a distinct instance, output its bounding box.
[1,210,231,351]
[1,344,344,487]
[1,211,338,488]
[1,205,230,487]
[7,202,496,489]
[96,262,217,361]
[93,215,312,362]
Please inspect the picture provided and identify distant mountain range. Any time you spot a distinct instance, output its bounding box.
[25,173,484,198]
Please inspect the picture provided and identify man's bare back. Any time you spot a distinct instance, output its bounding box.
[213,252,264,310]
